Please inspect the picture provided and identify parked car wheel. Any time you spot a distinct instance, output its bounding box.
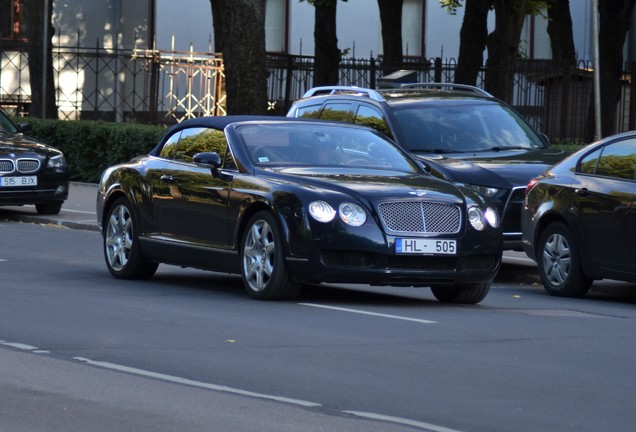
[103,197,158,279]
[537,222,591,297]
[431,282,491,304]
[241,211,301,300]
[35,201,62,215]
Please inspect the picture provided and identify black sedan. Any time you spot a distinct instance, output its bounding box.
[97,116,503,303]
[522,131,636,297]
[0,109,69,214]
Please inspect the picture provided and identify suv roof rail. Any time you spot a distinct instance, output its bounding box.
[393,82,493,97]
[302,86,384,102]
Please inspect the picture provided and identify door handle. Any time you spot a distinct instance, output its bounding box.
[160,175,176,184]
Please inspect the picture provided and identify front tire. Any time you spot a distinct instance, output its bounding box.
[240,211,301,300]
[36,201,62,215]
[431,282,491,304]
[103,197,158,279]
[537,222,591,297]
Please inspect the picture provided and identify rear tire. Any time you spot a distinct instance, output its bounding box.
[103,197,158,279]
[240,211,301,300]
[36,201,62,215]
[431,282,491,304]
[537,222,591,297]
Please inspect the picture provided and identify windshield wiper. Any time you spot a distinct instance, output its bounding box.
[476,146,528,152]
[413,148,464,154]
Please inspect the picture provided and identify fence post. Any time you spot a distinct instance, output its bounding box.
[434,57,442,82]
[560,64,571,142]
[370,56,376,89]
[149,50,159,124]
[630,61,636,131]
[284,54,293,109]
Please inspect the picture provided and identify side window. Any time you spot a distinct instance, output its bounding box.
[578,147,601,175]
[296,104,323,119]
[320,102,354,123]
[159,131,182,159]
[161,127,235,168]
[172,127,208,162]
[595,139,636,181]
[354,104,393,139]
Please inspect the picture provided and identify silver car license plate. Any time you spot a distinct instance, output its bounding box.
[396,238,457,255]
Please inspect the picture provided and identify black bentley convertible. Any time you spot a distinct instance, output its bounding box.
[97,116,502,303]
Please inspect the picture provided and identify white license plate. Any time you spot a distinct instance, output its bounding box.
[0,176,37,187]
[396,238,457,255]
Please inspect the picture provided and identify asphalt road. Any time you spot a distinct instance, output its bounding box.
[0,183,636,432]
[2,192,636,431]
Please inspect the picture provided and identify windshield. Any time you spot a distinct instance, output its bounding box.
[392,102,545,153]
[236,123,421,173]
[0,110,18,133]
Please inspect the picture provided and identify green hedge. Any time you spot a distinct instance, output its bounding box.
[15,117,167,183]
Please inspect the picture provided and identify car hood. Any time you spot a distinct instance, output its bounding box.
[268,167,468,204]
[411,147,568,189]
[0,132,62,157]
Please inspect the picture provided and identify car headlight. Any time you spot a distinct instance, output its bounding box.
[468,206,499,231]
[484,207,499,228]
[468,206,486,231]
[309,200,336,222]
[339,202,366,226]
[47,154,67,169]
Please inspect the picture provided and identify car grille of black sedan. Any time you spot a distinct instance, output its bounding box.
[377,201,461,234]
[0,158,41,174]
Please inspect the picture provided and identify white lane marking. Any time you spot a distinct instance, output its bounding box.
[345,411,465,432]
[503,256,536,265]
[299,303,437,324]
[1,341,39,351]
[73,357,321,407]
[18,204,95,215]
[61,208,96,215]
[0,341,50,354]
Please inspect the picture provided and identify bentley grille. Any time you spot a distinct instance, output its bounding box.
[378,201,461,234]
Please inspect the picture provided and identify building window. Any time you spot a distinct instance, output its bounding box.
[265,0,287,53]
[1,0,21,40]
[403,0,423,56]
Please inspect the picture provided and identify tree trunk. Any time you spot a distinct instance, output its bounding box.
[211,0,268,115]
[377,0,404,75]
[21,0,57,119]
[595,0,636,138]
[546,0,576,67]
[210,1,224,53]
[313,2,340,86]
[484,0,529,103]
[455,0,492,85]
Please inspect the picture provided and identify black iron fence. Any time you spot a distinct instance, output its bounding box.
[1,38,634,142]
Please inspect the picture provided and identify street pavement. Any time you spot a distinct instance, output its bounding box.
[0,182,100,232]
[0,182,541,284]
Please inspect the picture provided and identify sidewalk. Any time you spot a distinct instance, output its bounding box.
[0,182,99,232]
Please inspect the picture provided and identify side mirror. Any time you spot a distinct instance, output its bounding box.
[539,132,550,147]
[193,151,222,169]
[193,152,232,180]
